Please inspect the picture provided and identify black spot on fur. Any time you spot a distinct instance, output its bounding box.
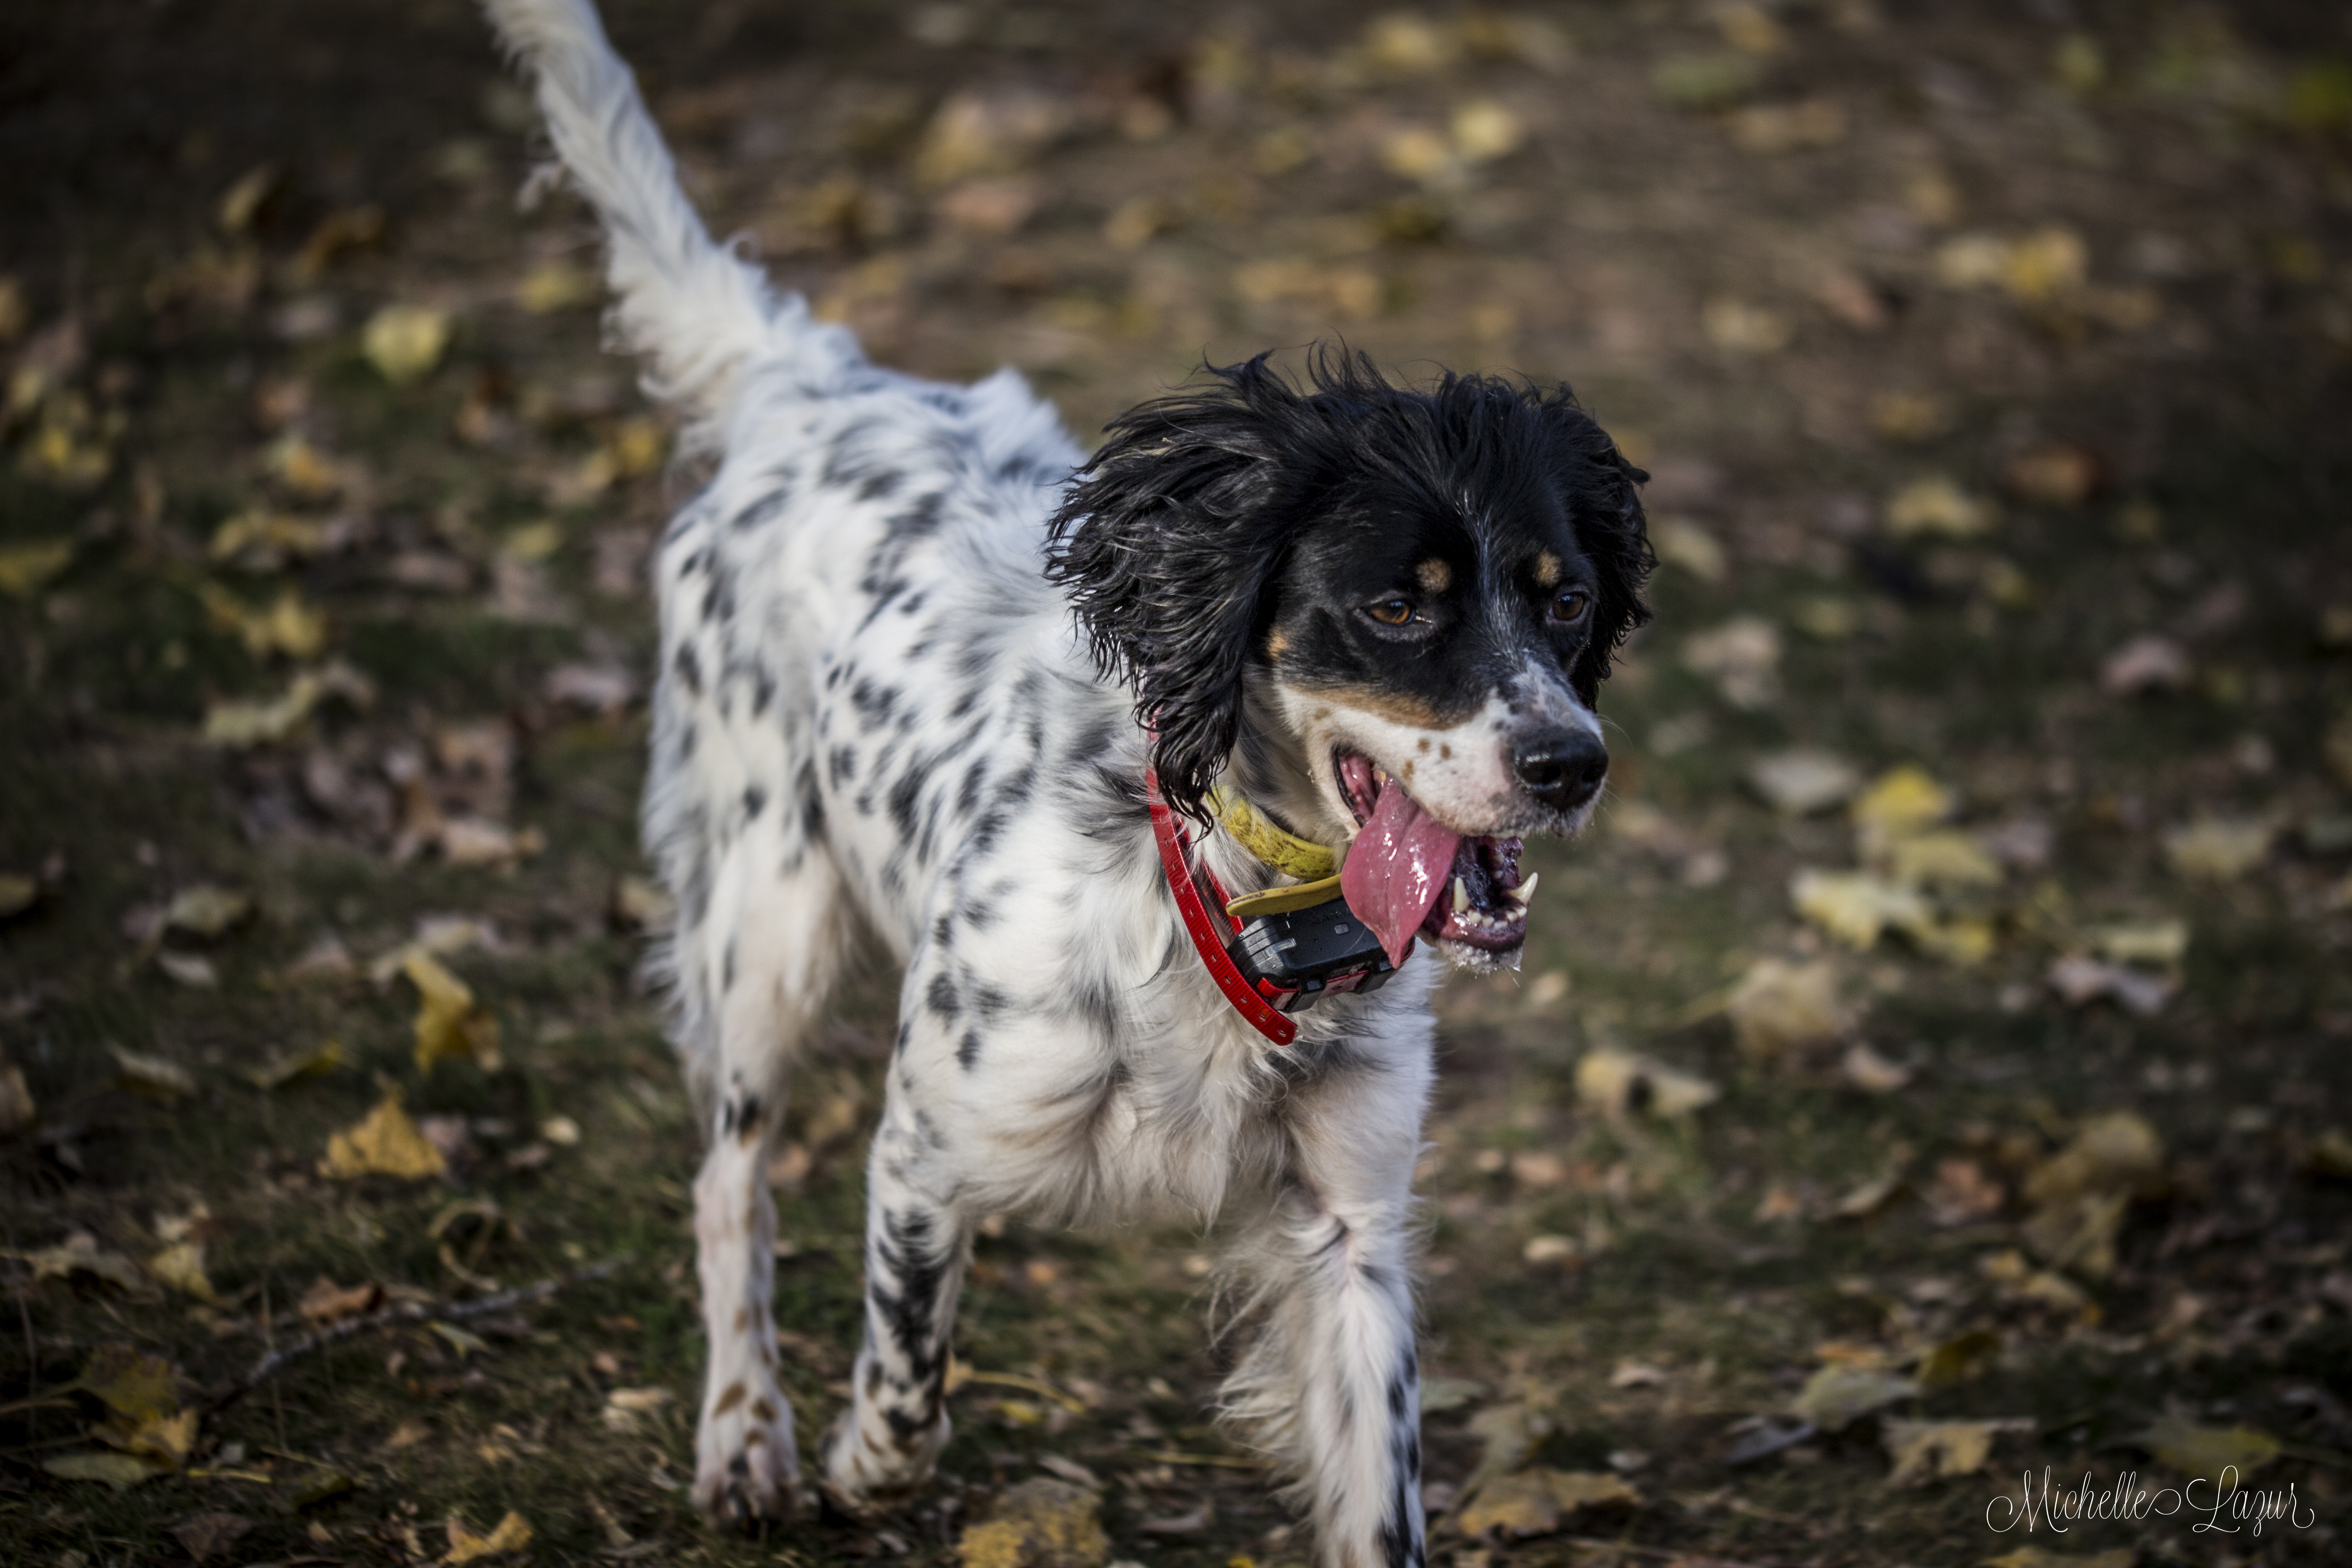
[956,1030,983,1070]
[743,786,767,820]
[674,643,704,696]
[870,1208,954,1386]
[926,972,959,1022]
[829,746,859,789]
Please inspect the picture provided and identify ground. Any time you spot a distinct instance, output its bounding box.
[4,2,2352,1565]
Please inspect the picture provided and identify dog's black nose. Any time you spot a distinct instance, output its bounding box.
[1512,727,1608,811]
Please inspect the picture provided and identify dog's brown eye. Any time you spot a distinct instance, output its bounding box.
[1549,589,1592,623]
[1366,598,1417,626]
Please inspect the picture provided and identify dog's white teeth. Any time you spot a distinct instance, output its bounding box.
[1507,872,1539,906]
[1452,876,1470,914]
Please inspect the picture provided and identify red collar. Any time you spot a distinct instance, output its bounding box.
[1145,766,1299,1047]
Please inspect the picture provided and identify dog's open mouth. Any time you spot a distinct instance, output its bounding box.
[1335,753,1530,966]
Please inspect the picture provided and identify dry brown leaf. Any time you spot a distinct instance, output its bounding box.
[1456,1468,1639,1539]
[957,1477,1107,1568]
[298,1275,384,1324]
[1789,1364,1919,1431]
[1885,1417,2028,1486]
[443,1511,534,1564]
[1725,957,1845,1061]
[1916,1327,2002,1386]
[320,1091,448,1180]
[172,1512,254,1564]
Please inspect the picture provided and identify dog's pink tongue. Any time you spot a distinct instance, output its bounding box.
[1341,775,1463,967]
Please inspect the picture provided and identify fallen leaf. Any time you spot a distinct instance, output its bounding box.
[1884,831,2003,888]
[2002,442,2107,507]
[25,1234,147,1292]
[1724,958,1845,1061]
[1790,868,1932,949]
[2100,634,2190,694]
[1834,1171,1905,1218]
[517,261,597,313]
[291,1468,356,1507]
[1842,1044,1912,1093]
[146,1241,218,1303]
[2162,817,2272,881]
[1746,750,1860,814]
[2087,919,2186,966]
[1650,516,1726,582]
[405,952,502,1074]
[0,1061,34,1133]
[444,1511,534,1564]
[1651,51,1758,111]
[1916,1327,2002,1386]
[163,885,252,939]
[1683,616,1781,708]
[113,1406,200,1467]
[200,583,326,661]
[2019,1191,2129,1278]
[157,950,220,988]
[79,1343,182,1420]
[1852,766,1955,841]
[172,1512,254,1564]
[1789,1364,1920,1431]
[957,1477,1107,1568]
[298,1275,384,1324]
[0,871,38,917]
[364,303,451,385]
[1702,298,1792,355]
[1419,1376,1487,1413]
[2046,955,2175,1016]
[246,1040,351,1090]
[1576,1046,1718,1118]
[1521,1234,1578,1266]
[2133,1413,2281,1481]
[2023,1112,2165,1208]
[1456,1468,1639,1538]
[202,661,375,747]
[42,1450,167,1490]
[111,1045,197,1099]
[1982,1548,2134,1568]
[1926,1160,2007,1227]
[0,537,75,598]
[1884,477,1994,539]
[1885,1418,2028,1486]
[320,1091,448,1180]
[602,1385,673,1432]
[1458,1402,1537,1496]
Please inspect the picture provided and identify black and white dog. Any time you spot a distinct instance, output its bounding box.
[485,3,1651,1563]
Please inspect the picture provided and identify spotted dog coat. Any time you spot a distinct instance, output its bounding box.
[483,4,1652,1565]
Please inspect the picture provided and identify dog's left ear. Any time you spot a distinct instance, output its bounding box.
[1543,395,1655,706]
[1047,358,1308,822]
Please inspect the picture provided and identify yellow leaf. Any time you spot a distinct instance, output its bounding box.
[244,1040,351,1091]
[1884,1417,2024,1486]
[146,1241,218,1303]
[1575,1046,1718,1118]
[0,538,74,597]
[957,1477,1108,1568]
[200,583,326,660]
[2162,817,2272,881]
[1885,830,2002,888]
[2089,920,2187,966]
[320,1092,447,1180]
[517,261,598,314]
[115,1406,200,1467]
[443,1510,534,1564]
[209,508,328,565]
[266,434,346,498]
[1789,1365,1919,1431]
[1455,1468,1639,1539]
[2023,1112,2165,1207]
[364,303,451,385]
[202,661,375,747]
[25,1235,147,1292]
[1450,100,1525,162]
[163,884,252,938]
[2019,1190,2129,1279]
[1724,957,1844,1061]
[2134,1413,2281,1481]
[41,1450,167,1490]
[79,1343,183,1420]
[1884,477,1994,539]
[1650,516,1726,583]
[1853,766,1956,838]
[406,952,502,1074]
[1790,868,1931,949]
[1982,1548,2134,1568]
[1916,1328,2001,1387]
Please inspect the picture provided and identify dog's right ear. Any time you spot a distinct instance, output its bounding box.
[1047,358,1308,823]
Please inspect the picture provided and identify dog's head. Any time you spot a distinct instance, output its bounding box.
[1048,350,1652,970]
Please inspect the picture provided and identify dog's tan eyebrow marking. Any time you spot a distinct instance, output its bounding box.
[1533,551,1562,587]
[1416,558,1452,593]
[1265,628,1289,660]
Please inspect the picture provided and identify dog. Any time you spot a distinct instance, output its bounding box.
[483,3,1652,1563]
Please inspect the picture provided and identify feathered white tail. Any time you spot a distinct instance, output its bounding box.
[481,0,856,431]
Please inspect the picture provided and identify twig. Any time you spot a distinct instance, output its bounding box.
[203,1257,625,1415]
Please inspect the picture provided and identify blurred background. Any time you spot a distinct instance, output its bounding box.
[3,2,2351,1563]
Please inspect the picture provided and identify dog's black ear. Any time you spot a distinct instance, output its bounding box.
[1541,391,1655,706]
[1047,356,1310,822]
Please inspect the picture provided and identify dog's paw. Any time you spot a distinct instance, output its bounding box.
[693,1381,803,1532]
[818,1406,948,1516]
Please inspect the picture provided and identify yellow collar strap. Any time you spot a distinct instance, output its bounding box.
[1207,784,1339,881]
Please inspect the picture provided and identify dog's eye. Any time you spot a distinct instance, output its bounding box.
[1365,597,1418,626]
[1548,589,1592,624]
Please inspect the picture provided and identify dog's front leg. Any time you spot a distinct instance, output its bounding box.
[1224,1072,1429,1568]
[820,1095,968,1512]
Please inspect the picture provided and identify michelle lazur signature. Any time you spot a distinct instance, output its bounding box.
[1987,1466,2318,1539]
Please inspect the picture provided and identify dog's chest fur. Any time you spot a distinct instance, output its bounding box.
[646,360,1436,1230]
